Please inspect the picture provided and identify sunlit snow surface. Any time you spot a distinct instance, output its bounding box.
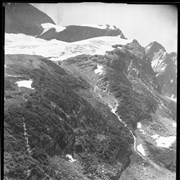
[5,33,132,61]
[137,122,147,135]
[152,134,176,148]
[151,50,167,72]
[41,23,66,33]
[15,79,34,89]
[65,154,76,162]
[172,122,176,128]
[137,122,142,129]
[95,64,103,75]
[80,24,116,30]
[166,94,176,102]
[137,144,146,156]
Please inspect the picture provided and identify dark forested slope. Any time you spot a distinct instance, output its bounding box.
[4,54,133,180]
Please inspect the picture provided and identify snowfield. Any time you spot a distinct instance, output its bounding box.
[15,79,34,89]
[80,24,116,30]
[95,64,103,75]
[152,134,176,148]
[41,23,66,34]
[172,122,176,128]
[137,144,146,156]
[65,154,76,162]
[151,50,167,72]
[5,33,132,61]
[137,122,147,135]
[166,94,176,102]
[137,122,142,129]
[156,136,176,148]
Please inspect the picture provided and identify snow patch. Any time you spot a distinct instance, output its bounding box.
[172,122,176,128]
[151,50,166,72]
[137,122,142,129]
[137,144,146,156]
[15,79,34,89]
[95,64,103,75]
[41,23,66,33]
[80,24,116,30]
[152,134,176,148]
[166,94,176,102]
[137,123,147,135]
[145,44,151,53]
[159,64,166,71]
[65,154,76,162]
[156,136,176,148]
[152,134,159,139]
[7,74,23,77]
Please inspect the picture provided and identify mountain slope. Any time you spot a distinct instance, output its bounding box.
[4,54,134,180]
[5,3,56,36]
[4,38,176,179]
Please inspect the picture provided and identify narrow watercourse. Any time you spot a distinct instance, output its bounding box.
[94,86,160,170]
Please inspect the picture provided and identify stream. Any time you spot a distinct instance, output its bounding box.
[108,99,145,159]
[94,86,160,169]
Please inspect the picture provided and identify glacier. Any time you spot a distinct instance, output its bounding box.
[5,33,132,61]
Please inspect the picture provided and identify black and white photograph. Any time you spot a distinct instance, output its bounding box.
[4,2,177,180]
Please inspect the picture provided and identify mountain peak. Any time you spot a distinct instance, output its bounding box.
[145,41,166,54]
[124,38,145,58]
[169,52,177,58]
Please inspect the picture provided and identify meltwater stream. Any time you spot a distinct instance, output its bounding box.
[94,86,143,157]
[94,86,160,169]
[108,100,144,158]
[108,99,161,169]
